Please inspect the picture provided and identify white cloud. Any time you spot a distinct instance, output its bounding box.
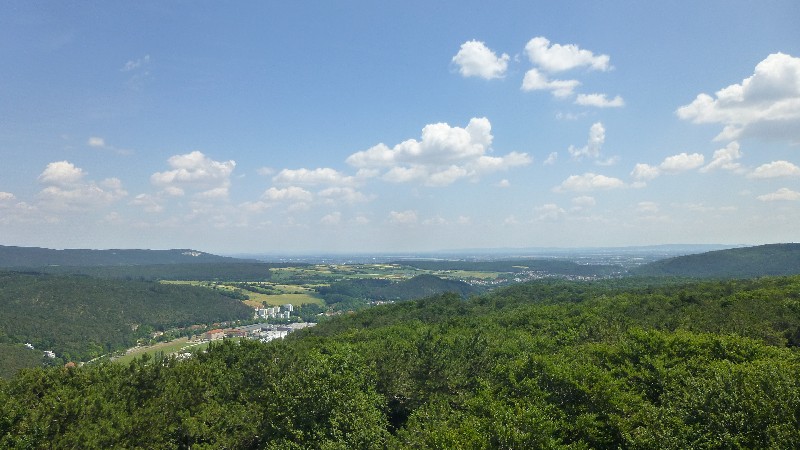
[263,186,313,203]
[0,192,15,201]
[524,37,611,73]
[521,68,580,97]
[700,141,744,173]
[748,160,800,178]
[151,151,235,199]
[757,187,800,201]
[272,167,356,187]
[389,210,418,225]
[676,52,800,142]
[452,40,509,80]
[88,137,105,148]
[568,122,605,160]
[38,180,127,212]
[121,54,150,72]
[496,179,510,188]
[320,212,342,225]
[543,152,558,165]
[130,193,164,213]
[571,196,596,207]
[630,163,661,181]
[34,161,127,212]
[659,152,705,172]
[575,93,625,108]
[318,187,372,204]
[535,203,565,221]
[38,161,85,186]
[554,172,625,192]
[346,117,530,186]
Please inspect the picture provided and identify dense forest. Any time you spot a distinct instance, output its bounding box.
[318,274,481,309]
[633,243,800,278]
[2,275,800,448]
[0,272,254,362]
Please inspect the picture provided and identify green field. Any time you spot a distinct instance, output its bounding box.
[112,337,212,365]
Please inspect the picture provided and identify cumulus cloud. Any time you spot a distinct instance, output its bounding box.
[568,122,606,161]
[389,210,418,225]
[631,163,661,181]
[700,141,744,173]
[35,161,127,211]
[346,117,531,186]
[272,168,356,187]
[38,161,85,186]
[570,196,596,211]
[524,37,611,73]
[318,187,372,204]
[521,68,580,97]
[543,152,558,165]
[263,186,313,203]
[676,52,800,142]
[575,93,625,108]
[757,187,800,201]
[0,192,15,201]
[151,151,235,198]
[659,152,705,172]
[748,160,800,178]
[554,172,625,192]
[452,40,509,80]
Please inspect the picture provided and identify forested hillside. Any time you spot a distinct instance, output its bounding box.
[0,272,253,363]
[317,274,480,309]
[28,262,278,281]
[633,243,800,278]
[0,245,251,267]
[2,276,800,448]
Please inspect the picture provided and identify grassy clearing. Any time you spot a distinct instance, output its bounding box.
[438,270,500,280]
[112,337,206,365]
[255,293,324,307]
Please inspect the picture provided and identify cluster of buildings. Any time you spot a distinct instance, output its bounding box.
[201,322,315,343]
[254,304,294,320]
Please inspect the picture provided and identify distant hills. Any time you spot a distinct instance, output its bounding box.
[0,245,253,268]
[633,243,800,278]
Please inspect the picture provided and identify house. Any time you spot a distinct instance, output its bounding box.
[225,329,247,338]
[203,329,225,341]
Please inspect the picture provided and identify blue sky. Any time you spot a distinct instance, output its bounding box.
[1,1,799,253]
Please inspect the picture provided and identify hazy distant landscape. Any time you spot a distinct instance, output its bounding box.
[1,1,798,448]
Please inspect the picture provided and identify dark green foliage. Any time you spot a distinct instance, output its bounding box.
[633,243,800,278]
[23,262,277,281]
[0,344,47,378]
[317,274,480,307]
[0,272,253,365]
[3,276,800,448]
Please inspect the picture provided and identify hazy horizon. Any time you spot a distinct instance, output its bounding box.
[1,2,798,254]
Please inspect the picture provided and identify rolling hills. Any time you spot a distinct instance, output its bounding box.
[632,243,800,278]
[0,245,252,268]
